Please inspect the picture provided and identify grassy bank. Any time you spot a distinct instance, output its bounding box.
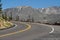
[0,17,13,30]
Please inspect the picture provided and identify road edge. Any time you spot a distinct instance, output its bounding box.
[0,22,31,38]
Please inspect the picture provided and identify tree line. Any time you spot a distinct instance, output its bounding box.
[2,12,34,22]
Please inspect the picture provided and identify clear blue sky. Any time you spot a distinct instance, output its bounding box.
[1,0,60,9]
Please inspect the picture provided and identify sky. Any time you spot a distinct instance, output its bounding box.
[1,0,60,9]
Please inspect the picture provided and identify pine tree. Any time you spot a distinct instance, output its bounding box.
[9,12,12,20]
[31,17,34,22]
[0,0,2,17]
[4,12,7,20]
[2,13,5,19]
[27,15,31,22]
[15,15,19,21]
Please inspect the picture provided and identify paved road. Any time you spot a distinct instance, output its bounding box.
[0,21,53,40]
[35,24,60,40]
[0,22,27,35]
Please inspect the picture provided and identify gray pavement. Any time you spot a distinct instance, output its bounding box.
[34,25,60,40]
[0,21,27,36]
[0,22,52,40]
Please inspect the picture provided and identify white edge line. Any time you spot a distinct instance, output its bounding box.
[0,22,31,38]
[15,24,17,27]
[31,23,54,34]
[15,22,54,34]
[49,26,54,33]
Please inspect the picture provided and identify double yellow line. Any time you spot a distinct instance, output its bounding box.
[0,22,31,38]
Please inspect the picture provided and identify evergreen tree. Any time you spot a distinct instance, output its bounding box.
[9,12,12,20]
[4,12,7,20]
[0,0,2,17]
[15,15,19,21]
[2,13,5,19]
[31,17,34,22]
[27,15,31,22]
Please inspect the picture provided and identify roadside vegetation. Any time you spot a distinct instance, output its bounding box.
[0,0,14,30]
[0,17,13,30]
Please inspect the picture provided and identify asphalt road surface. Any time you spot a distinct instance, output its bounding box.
[34,24,60,40]
[0,21,59,40]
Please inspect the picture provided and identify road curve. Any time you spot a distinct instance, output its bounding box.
[33,23,54,33]
[0,22,53,40]
[0,22,31,38]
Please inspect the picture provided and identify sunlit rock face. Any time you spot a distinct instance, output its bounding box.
[3,6,60,24]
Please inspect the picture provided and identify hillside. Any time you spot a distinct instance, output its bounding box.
[0,17,13,30]
[3,6,60,24]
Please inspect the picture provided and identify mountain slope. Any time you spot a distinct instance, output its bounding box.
[3,6,60,24]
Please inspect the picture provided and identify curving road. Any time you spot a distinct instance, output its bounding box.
[0,21,54,40]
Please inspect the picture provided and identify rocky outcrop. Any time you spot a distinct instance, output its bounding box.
[3,6,60,24]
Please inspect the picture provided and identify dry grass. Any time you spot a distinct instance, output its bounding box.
[0,17,13,30]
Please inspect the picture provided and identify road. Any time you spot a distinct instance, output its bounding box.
[34,24,60,40]
[0,21,58,40]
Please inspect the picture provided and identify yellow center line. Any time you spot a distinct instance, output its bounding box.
[0,22,31,38]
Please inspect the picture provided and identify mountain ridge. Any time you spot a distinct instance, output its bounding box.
[3,6,60,24]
